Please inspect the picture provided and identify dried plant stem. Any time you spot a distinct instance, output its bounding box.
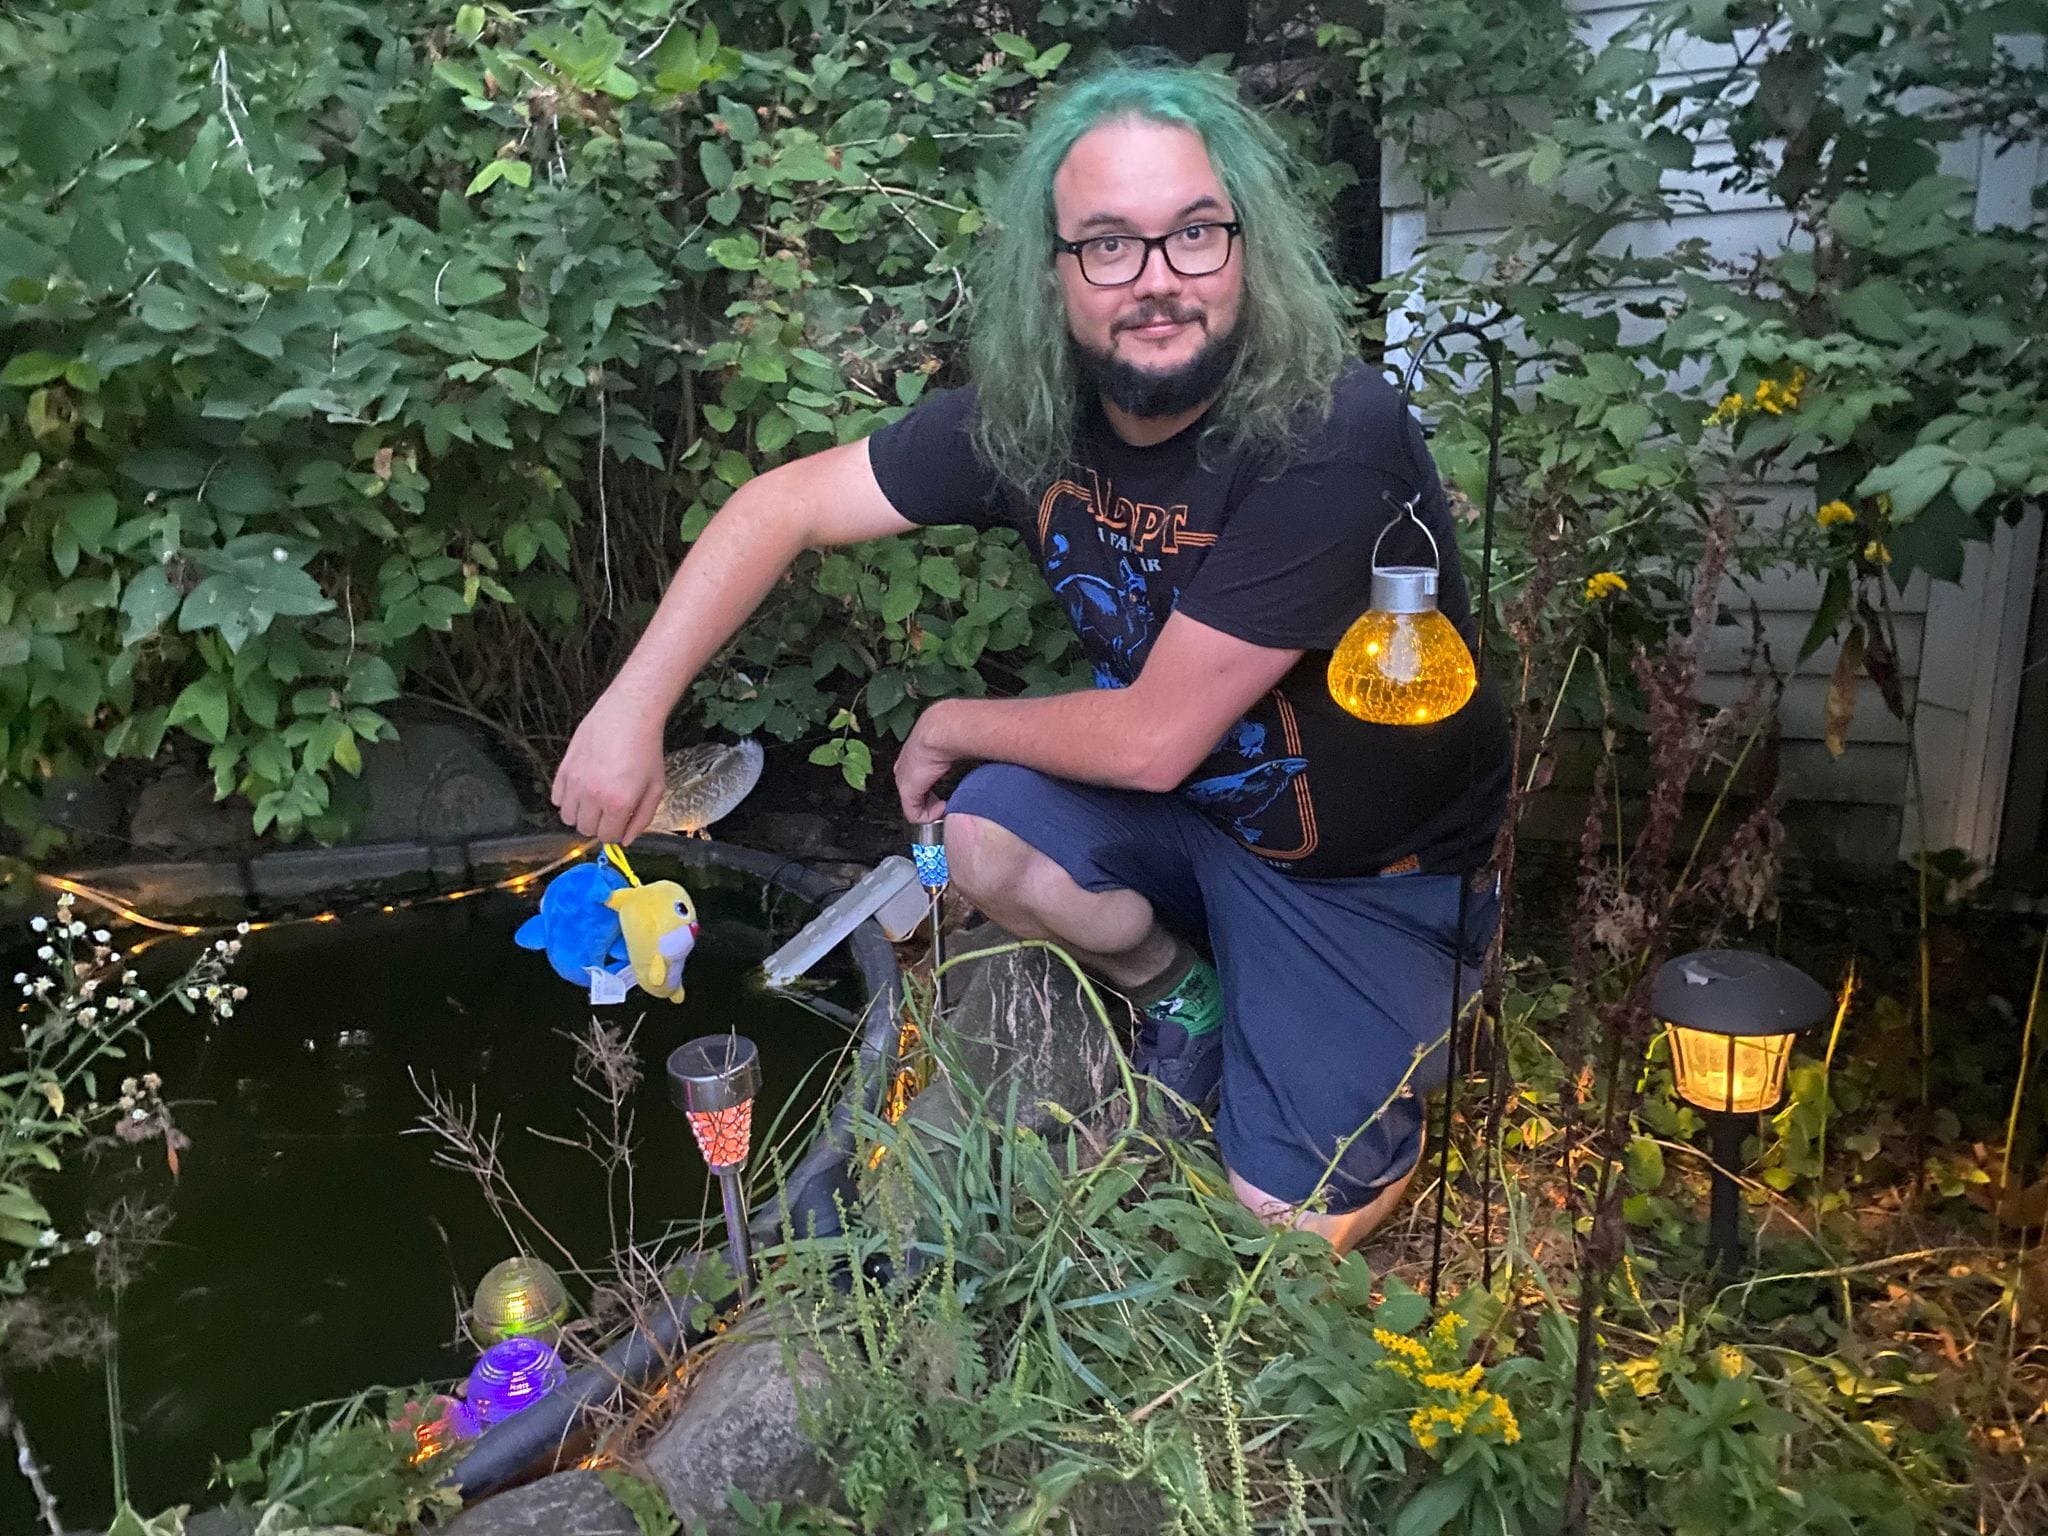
[0,1375,64,1536]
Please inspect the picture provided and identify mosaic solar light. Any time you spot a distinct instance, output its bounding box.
[1654,949,1829,1273]
[465,1335,567,1428]
[910,820,949,892]
[669,1033,762,1300]
[470,1255,570,1346]
[912,819,948,973]
[1328,501,1476,727]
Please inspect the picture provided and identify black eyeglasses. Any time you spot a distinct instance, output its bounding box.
[1052,221,1242,287]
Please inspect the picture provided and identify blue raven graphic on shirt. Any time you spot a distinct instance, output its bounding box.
[1184,757,1309,843]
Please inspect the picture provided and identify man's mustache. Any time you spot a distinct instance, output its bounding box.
[1115,305,1205,333]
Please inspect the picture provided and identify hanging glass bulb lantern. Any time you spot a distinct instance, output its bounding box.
[470,1255,570,1346]
[465,1336,566,1428]
[1328,502,1477,727]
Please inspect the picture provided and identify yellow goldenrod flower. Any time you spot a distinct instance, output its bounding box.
[1705,392,1746,427]
[1863,540,1892,565]
[1815,500,1855,528]
[1714,1345,1749,1379]
[1585,571,1628,601]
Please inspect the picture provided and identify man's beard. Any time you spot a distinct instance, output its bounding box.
[1073,308,1245,421]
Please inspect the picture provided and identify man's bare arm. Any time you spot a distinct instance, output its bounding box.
[893,610,1303,821]
[553,439,916,843]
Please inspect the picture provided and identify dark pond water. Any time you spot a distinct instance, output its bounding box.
[2,863,861,1530]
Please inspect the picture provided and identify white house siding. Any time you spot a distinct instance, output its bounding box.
[1383,0,2046,866]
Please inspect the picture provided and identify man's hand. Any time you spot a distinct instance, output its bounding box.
[552,689,668,844]
[894,701,961,823]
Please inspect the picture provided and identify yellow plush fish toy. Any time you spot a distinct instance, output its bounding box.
[605,879,700,1003]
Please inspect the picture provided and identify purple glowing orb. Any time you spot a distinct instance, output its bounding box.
[465,1336,566,1427]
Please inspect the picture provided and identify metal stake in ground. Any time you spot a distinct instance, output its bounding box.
[911,819,949,981]
[667,1034,762,1300]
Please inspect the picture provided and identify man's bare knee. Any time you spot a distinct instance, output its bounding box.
[944,812,1171,984]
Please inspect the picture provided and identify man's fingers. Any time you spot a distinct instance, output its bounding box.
[624,781,665,845]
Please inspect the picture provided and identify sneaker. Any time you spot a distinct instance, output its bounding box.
[1133,1012,1223,1138]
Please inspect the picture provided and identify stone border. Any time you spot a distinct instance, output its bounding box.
[57,831,906,1507]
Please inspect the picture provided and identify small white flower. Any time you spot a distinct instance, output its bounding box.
[76,1007,96,1025]
[130,1108,146,1121]
[214,939,229,953]
[29,916,47,933]
[185,986,200,999]
[36,1229,57,1248]
[35,946,52,961]
[11,973,22,985]
[122,971,137,985]
[272,546,288,563]
[236,921,250,935]
[218,1002,234,1018]
[92,929,109,943]
[66,921,86,938]
[83,1231,102,1246]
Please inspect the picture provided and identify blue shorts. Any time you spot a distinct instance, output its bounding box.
[948,764,1498,1213]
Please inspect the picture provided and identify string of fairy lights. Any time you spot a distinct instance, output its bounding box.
[30,841,602,959]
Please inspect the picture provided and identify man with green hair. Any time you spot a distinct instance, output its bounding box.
[554,60,1509,1253]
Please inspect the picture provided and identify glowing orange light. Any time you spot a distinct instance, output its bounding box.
[686,1102,753,1169]
[1328,608,1476,726]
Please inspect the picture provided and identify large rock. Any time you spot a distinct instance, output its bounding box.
[130,771,255,857]
[923,922,1130,1135]
[640,1331,835,1534]
[354,718,524,844]
[445,1470,640,1536]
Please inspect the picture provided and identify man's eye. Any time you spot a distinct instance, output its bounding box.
[1092,237,1126,255]
[1176,225,1211,242]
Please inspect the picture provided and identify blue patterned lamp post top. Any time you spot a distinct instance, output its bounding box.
[911,820,948,891]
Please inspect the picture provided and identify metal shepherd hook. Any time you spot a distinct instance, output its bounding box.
[1395,320,1507,1308]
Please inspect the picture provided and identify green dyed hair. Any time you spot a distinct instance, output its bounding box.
[966,59,1351,491]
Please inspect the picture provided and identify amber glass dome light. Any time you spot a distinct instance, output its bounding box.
[1328,505,1477,727]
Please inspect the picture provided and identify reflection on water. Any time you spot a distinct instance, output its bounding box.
[3,867,857,1529]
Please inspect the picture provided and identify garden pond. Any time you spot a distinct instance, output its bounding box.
[2,863,863,1529]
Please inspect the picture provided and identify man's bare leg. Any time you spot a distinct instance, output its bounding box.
[946,812,1179,988]
[1228,1144,1420,1257]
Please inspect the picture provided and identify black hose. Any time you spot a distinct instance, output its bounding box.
[443,834,903,1500]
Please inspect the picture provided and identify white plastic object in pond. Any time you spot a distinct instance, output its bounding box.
[762,856,929,988]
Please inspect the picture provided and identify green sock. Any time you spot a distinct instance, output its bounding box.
[1129,946,1223,1037]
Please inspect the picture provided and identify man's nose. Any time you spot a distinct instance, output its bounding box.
[1129,241,1183,301]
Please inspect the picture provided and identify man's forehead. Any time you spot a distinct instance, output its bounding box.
[1051,118,1231,229]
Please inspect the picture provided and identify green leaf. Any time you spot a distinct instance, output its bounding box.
[698,140,734,191]
[1392,1476,1472,1536]
[167,673,231,744]
[1949,464,1997,515]
[992,32,1035,59]
[919,555,962,601]
[120,565,179,645]
[61,490,119,555]
[713,450,753,488]
[434,59,486,98]
[1,352,67,387]
[121,447,210,491]
[0,1188,50,1224]
[1798,568,1851,663]
[826,99,890,145]
[455,4,485,42]
[755,410,794,454]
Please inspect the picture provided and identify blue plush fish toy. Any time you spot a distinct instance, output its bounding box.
[515,848,700,1006]
[514,860,631,990]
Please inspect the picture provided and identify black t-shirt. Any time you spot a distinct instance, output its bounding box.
[866,360,1509,879]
